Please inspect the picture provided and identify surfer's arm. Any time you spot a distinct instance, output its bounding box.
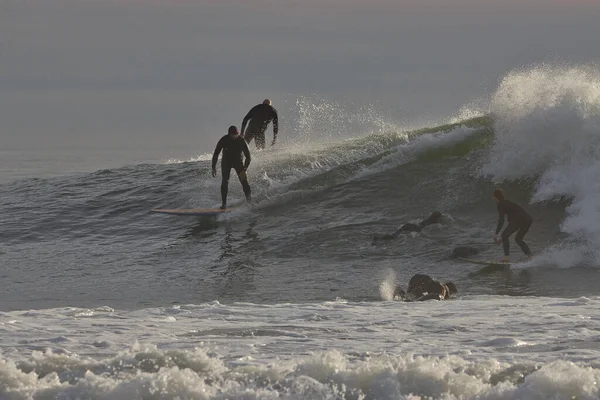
[242,141,251,169]
[241,106,257,134]
[387,231,400,239]
[386,226,405,237]
[495,205,505,235]
[212,138,224,169]
[272,108,279,137]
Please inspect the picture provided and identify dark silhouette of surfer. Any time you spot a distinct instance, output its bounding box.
[212,125,252,209]
[393,274,457,301]
[373,211,443,243]
[241,99,279,150]
[492,188,533,263]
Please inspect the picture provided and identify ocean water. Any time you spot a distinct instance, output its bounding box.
[2,65,600,399]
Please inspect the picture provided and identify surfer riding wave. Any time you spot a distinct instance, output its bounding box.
[212,125,252,209]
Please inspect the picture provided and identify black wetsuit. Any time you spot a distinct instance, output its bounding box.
[496,199,533,257]
[373,216,440,242]
[212,135,251,207]
[406,274,450,301]
[392,275,452,302]
[398,216,439,233]
[241,104,279,150]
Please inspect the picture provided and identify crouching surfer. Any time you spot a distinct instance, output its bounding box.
[492,188,533,263]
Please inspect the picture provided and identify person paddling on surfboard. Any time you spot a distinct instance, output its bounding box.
[492,188,533,263]
[212,125,252,210]
[373,211,443,243]
[241,99,279,150]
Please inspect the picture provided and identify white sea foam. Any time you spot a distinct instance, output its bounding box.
[1,297,600,399]
[164,153,214,164]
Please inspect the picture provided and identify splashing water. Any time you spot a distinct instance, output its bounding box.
[379,268,398,301]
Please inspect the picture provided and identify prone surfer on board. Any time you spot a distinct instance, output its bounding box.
[393,274,457,301]
[492,188,533,263]
[212,126,252,209]
[241,99,279,150]
[372,211,443,243]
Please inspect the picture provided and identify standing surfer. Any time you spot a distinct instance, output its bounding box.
[241,99,279,150]
[212,125,252,209]
[492,188,533,262]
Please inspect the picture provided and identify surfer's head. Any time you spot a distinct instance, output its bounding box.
[445,282,457,296]
[428,211,442,223]
[263,99,271,105]
[492,188,505,203]
[228,125,239,137]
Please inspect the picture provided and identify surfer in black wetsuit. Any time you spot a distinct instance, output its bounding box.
[241,99,279,150]
[373,211,443,243]
[492,188,533,262]
[212,126,252,209]
[393,274,457,301]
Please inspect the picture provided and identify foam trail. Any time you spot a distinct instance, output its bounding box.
[481,64,600,267]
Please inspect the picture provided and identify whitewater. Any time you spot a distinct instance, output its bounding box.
[2,65,600,399]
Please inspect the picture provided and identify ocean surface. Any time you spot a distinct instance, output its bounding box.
[2,66,600,399]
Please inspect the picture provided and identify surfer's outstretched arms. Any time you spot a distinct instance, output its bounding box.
[212,125,252,209]
[373,211,443,243]
[492,188,533,263]
[394,274,457,301]
[241,99,279,150]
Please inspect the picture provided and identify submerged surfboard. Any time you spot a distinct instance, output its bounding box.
[458,257,511,266]
[150,208,235,216]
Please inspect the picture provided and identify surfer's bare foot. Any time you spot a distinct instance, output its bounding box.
[500,256,510,263]
[220,204,227,210]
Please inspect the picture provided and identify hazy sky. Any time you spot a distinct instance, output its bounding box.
[1,0,599,152]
